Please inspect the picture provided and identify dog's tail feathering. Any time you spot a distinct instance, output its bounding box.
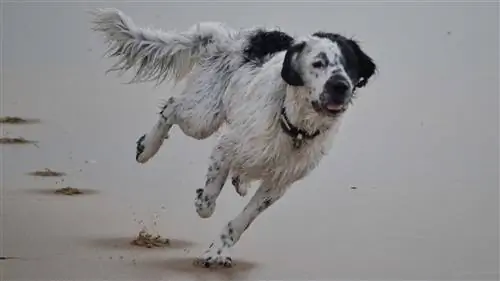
[91,8,240,84]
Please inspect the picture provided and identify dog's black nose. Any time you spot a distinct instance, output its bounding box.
[325,79,349,95]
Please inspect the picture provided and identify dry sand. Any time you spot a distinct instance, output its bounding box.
[1,2,498,281]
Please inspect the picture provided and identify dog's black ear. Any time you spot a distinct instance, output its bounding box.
[281,42,306,86]
[346,39,377,88]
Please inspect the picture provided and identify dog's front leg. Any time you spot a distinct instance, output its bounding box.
[194,179,287,268]
[194,142,230,218]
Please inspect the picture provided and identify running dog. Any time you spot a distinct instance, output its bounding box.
[91,8,377,268]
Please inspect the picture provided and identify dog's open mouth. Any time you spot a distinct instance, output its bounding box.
[326,103,347,113]
[312,101,347,116]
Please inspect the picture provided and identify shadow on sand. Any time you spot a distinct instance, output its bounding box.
[139,256,258,281]
[88,236,197,251]
[24,188,100,196]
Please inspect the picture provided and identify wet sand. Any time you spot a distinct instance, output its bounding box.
[1,2,499,280]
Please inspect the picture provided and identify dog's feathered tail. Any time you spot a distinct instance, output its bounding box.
[91,8,240,84]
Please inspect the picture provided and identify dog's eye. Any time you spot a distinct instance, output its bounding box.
[312,61,325,68]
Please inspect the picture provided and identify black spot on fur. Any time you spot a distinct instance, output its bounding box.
[205,177,215,186]
[243,29,294,66]
[158,97,175,120]
[244,222,250,231]
[196,188,203,196]
[135,135,146,161]
[213,162,220,170]
[316,52,329,65]
[312,32,377,88]
[198,35,213,47]
[257,198,273,212]
[263,198,272,208]
[231,176,240,187]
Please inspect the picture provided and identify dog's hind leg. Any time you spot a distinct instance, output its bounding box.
[135,88,225,163]
[173,91,225,140]
[194,179,288,268]
[135,97,175,163]
[194,137,231,218]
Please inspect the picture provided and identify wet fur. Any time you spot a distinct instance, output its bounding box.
[92,8,376,268]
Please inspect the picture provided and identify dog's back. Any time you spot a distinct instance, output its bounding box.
[92,9,295,123]
[179,29,296,122]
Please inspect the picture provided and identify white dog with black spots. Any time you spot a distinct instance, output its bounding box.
[92,8,377,268]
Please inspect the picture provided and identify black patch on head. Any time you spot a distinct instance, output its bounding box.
[312,32,377,88]
[243,29,295,65]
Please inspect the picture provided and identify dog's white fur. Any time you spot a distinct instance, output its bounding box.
[92,8,374,267]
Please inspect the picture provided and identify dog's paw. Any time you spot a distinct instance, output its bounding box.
[193,247,232,268]
[136,134,146,162]
[135,132,163,164]
[195,188,216,218]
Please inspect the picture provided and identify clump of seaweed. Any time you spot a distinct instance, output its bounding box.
[0,116,40,124]
[0,137,37,144]
[131,229,170,248]
[28,168,66,177]
[54,186,83,195]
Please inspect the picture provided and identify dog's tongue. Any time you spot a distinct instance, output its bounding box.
[326,103,344,111]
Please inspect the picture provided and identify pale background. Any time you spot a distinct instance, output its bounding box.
[1,1,499,280]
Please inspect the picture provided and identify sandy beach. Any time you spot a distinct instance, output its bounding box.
[1,2,499,280]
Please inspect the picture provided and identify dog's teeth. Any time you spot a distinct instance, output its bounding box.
[326,104,343,111]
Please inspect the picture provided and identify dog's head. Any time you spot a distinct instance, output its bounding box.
[281,32,377,116]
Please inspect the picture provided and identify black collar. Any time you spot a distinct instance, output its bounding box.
[278,84,361,149]
[280,107,321,149]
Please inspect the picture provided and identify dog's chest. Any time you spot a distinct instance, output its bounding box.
[236,132,331,182]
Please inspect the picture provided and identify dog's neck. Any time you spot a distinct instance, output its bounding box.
[281,86,339,137]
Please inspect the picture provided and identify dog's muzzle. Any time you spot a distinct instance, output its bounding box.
[313,76,352,116]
